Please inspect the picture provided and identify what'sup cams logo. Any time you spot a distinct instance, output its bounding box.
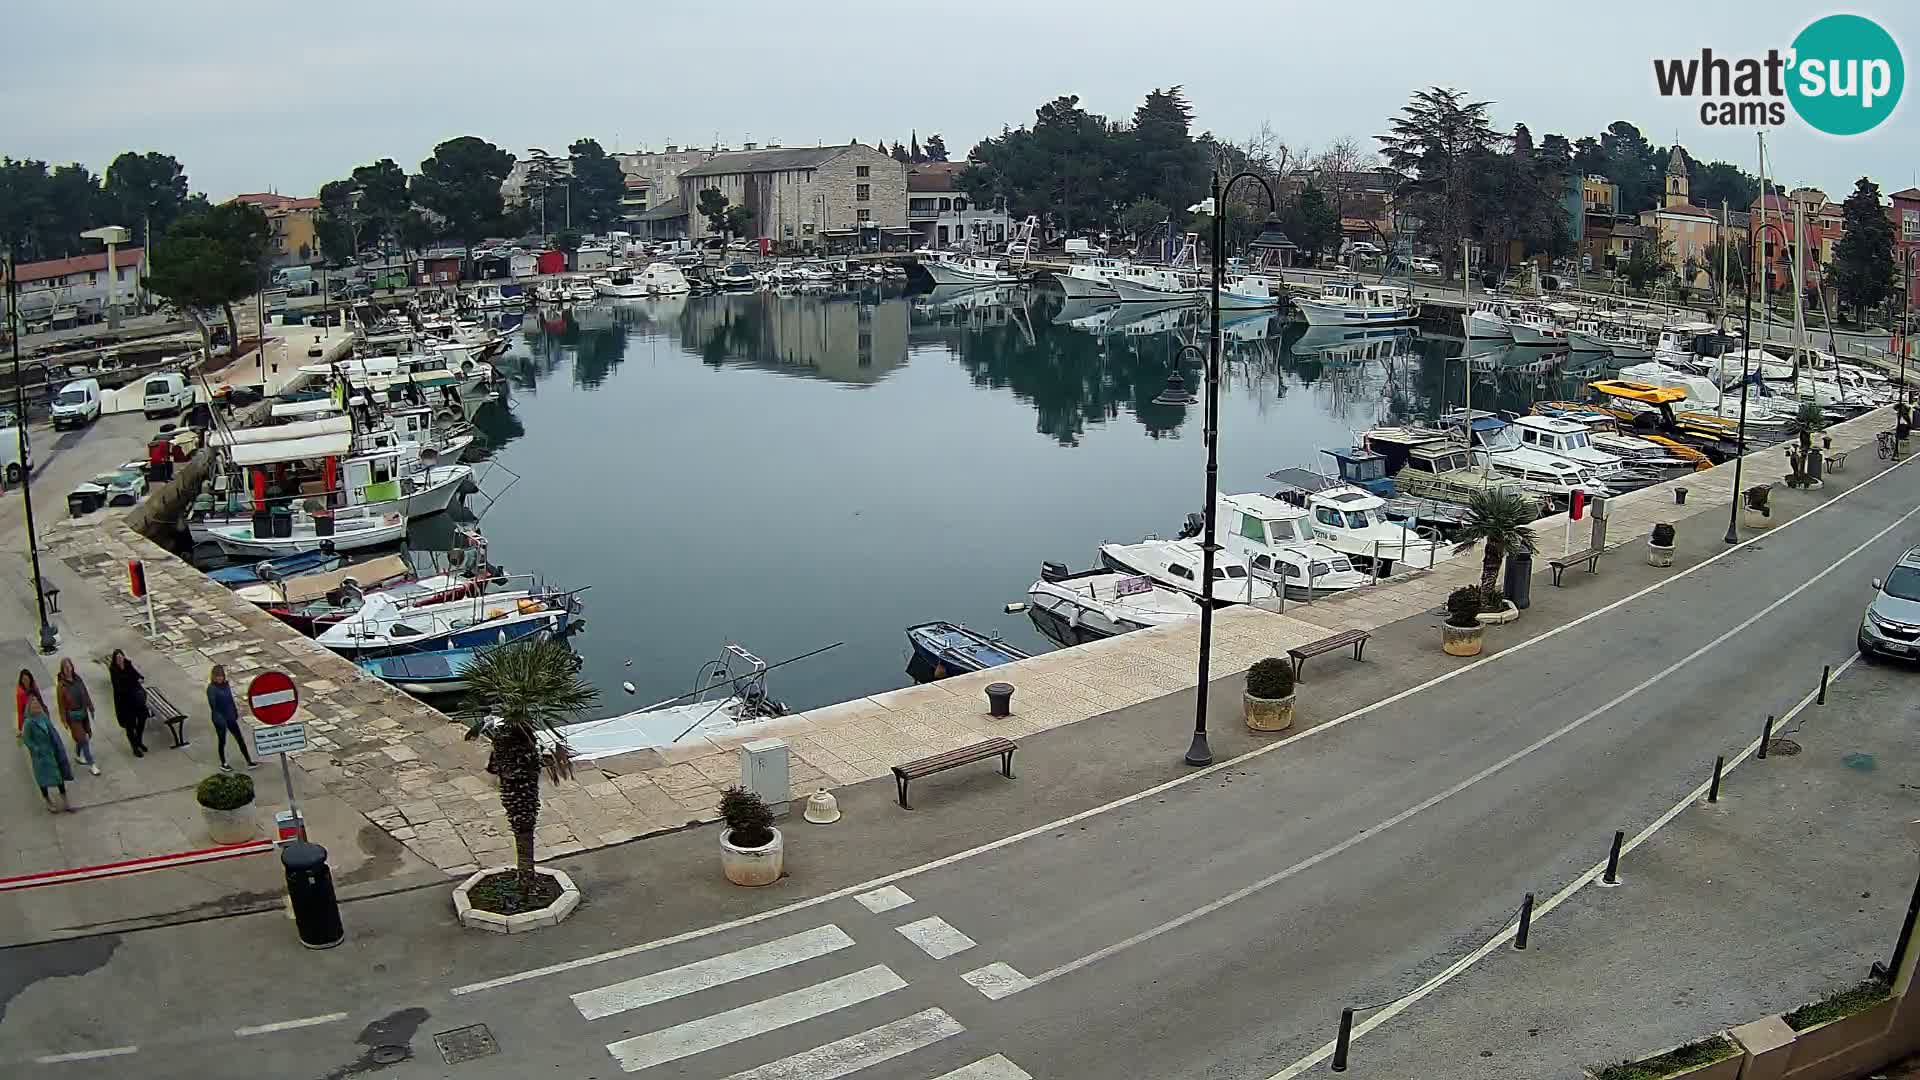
[1653,13,1903,135]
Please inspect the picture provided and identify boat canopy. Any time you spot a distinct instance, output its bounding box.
[1589,380,1688,404]
[247,554,411,605]
[270,398,342,420]
[227,430,354,465]
[212,414,353,448]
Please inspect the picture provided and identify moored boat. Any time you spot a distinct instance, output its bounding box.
[906,621,1030,682]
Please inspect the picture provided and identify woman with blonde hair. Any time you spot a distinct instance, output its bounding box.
[206,665,255,771]
[55,658,100,776]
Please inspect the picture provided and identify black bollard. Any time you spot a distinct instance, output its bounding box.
[1602,830,1624,885]
[1708,755,1724,803]
[1818,664,1830,705]
[1331,1008,1354,1072]
[986,682,1014,719]
[1675,486,1688,505]
[282,841,344,949]
[1759,714,1774,759]
[1515,892,1535,950]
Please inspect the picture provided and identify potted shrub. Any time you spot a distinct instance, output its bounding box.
[1442,586,1487,656]
[1243,657,1296,732]
[1742,484,1772,529]
[1451,488,1538,611]
[1648,522,1676,567]
[719,787,784,886]
[196,771,257,844]
[1475,585,1518,625]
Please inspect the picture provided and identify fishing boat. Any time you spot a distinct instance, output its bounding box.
[207,548,349,586]
[1025,564,1198,647]
[637,262,692,295]
[208,509,408,558]
[1217,273,1283,310]
[923,252,1021,287]
[230,552,413,630]
[1053,257,1131,300]
[1462,299,1513,340]
[1296,280,1416,326]
[314,581,582,655]
[1206,493,1371,597]
[1111,265,1207,304]
[1266,470,1451,572]
[906,621,1031,682]
[1098,539,1281,606]
[553,645,794,761]
[1507,305,1569,347]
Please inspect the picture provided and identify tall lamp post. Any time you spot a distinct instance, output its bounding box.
[1727,219,1790,545]
[1185,170,1281,767]
[6,247,58,652]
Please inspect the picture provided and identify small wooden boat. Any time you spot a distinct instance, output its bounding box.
[905,621,1030,682]
[357,647,481,695]
[207,548,348,586]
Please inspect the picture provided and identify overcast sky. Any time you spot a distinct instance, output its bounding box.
[3,1,1913,202]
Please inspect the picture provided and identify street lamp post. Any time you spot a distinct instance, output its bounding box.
[1727,218,1790,545]
[6,247,58,652]
[1186,170,1281,768]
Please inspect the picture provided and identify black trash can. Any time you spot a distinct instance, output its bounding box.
[281,841,344,949]
[272,507,294,538]
[252,509,274,538]
[1503,551,1534,611]
[985,681,1015,718]
[313,509,335,537]
[1674,486,1688,505]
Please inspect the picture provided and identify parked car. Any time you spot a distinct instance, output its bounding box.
[50,378,102,430]
[141,371,195,418]
[1860,547,1920,660]
[0,408,30,484]
[1410,257,1441,275]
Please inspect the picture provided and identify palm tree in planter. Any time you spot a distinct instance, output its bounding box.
[1786,402,1825,486]
[461,638,598,896]
[1451,488,1539,598]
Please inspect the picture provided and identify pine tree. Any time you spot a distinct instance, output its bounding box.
[910,132,924,163]
[1833,177,1896,328]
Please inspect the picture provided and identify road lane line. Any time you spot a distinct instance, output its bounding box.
[573,924,854,1020]
[233,1012,349,1037]
[603,964,906,1073]
[719,1007,963,1080]
[934,1054,1037,1079]
[1262,653,1861,1079]
[896,916,976,959]
[1014,506,1913,992]
[33,1046,139,1064]
[854,885,915,913]
[451,447,1912,997]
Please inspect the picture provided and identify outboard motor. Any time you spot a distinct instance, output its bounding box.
[1177,513,1205,540]
[1040,561,1071,583]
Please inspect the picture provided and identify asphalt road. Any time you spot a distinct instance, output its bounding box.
[7,457,1919,1079]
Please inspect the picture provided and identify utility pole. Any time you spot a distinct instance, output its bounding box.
[6,246,58,653]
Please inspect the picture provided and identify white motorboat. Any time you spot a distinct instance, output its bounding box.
[1652,321,1719,367]
[1054,257,1130,300]
[594,269,649,298]
[1507,415,1632,476]
[1097,538,1280,606]
[315,582,576,654]
[1267,480,1450,571]
[1217,274,1283,310]
[1467,421,1616,503]
[1462,300,1513,340]
[1617,363,1794,428]
[530,279,566,303]
[637,262,692,296]
[1507,305,1569,347]
[209,509,407,558]
[467,283,525,310]
[715,261,758,289]
[923,251,1021,287]
[1026,563,1199,646]
[1212,493,1370,597]
[562,277,596,302]
[553,645,790,761]
[1296,280,1415,326]
[1111,266,1206,304]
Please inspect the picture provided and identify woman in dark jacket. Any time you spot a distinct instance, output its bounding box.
[106,650,151,756]
[206,665,255,771]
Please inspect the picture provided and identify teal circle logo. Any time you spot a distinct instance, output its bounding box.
[1788,14,1903,135]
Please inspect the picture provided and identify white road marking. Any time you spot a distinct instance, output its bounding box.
[720,1007,963,1080]
[234,1012,349,1037]
[33,1046,139,1064]
[854,885,914,913]
[960,962,1032,1000]
[573,925,854,1020]
[450,444,1911,998]
[604,964,906,1073]
[979,500,1920,995]
[934,1055,1037,1079]
[1262,653,1862,1079]
[896,915,976,959]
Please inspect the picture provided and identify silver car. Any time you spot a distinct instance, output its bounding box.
[1858,548,1920,659]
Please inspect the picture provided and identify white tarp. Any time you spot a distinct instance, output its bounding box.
[212,415,351,448]
[227,431,352,466]
[269,399,342,420]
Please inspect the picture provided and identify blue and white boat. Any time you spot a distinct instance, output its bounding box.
[1294,280,1416,326]
[356,647,483,695]
[906,621,1030,682]
[207,548,349,586]
[315,579,583,655]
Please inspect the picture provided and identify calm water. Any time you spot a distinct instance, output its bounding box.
[464,287,1604,718]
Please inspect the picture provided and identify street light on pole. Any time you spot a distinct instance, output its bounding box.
[1185,169,1281,768]
[1727,217,1790,545]
[5,246,58,653]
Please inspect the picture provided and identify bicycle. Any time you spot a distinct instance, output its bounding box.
[1878,430,1898,460]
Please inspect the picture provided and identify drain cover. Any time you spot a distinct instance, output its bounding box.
[434,1024,499,1065]
[369,1045,410,1065]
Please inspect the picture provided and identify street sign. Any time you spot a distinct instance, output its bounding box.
[247,671,300,725]
[252,722,308,756]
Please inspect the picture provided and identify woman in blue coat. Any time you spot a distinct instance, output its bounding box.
[17,670,74,812]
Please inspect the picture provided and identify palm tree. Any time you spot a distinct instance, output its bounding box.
[1789,401,1825,453]
[1451,488,1539,594]
[460,638,599,883]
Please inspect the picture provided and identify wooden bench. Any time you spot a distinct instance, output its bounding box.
[1287,629,1371,679]
[147,686,189,748]
[1825,449,1849,473]
[1548,548,1603,586]
[893,737,1017,809]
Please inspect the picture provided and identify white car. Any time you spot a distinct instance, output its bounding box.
[50,378,102,430]
[1410,257,1441,275]
[0,408,29,484]
[1348,242,1383,256]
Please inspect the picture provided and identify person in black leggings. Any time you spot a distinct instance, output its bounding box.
[206,665,256,771]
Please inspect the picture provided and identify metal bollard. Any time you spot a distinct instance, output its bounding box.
[1708,755,1724,803]
[1602,830,1624,885]
[985,682,1014,719]
[1759,714,1774,759]
[1331,1008,1354,1072]
[1818,664,1830,705]
[1515,892,1535,950]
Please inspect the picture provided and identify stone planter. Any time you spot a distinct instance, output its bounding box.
[453,866,581,933]
[1647,541,1675,567]
[1442,622,1485,656]
[1785,998,1897,1064]
[201,802,257,845]
[1243,691,1295,733]
[1741,506,1773,530]
[1476,600,1519,626]
[1581,1039,1742,1080]
[721,827,785,886]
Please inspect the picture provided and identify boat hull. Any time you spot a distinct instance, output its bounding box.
[1297,298,1416,326]
[1055,271,1118,299]
[1510,323,1568,347]
[211,518,407,558]
[1462,311,1513,339]
[593,282,648,298]
[924,262,1018,287]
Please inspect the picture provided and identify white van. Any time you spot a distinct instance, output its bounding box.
[142,372,195,418]
[1064,238,1107,258]
[0,408,29,484]
[50,378,102,430]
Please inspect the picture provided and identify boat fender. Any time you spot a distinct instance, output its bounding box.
[621,681,636,694]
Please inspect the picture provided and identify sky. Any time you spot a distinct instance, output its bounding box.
[2,0,1915,202]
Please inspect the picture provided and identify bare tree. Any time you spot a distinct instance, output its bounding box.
[1311,136,1380,227]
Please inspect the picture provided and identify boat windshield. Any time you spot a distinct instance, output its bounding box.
[1267,519,1307,543]
[1565,431,1592,449]
[1210,565,1248,579]
[1343,510,1376,529]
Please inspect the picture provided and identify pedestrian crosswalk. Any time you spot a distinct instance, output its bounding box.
[572,910,1034,1077]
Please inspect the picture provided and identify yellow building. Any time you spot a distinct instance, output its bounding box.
[1636,148,1719,285]
[232,193,323,267]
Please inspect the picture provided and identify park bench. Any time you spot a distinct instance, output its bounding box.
[147,686,189,748]
[1548,548,1603,586]
[24,575,60,614]
[1825,449,1849,473]
[1287,629,1372,680]
[893,737,1017,809]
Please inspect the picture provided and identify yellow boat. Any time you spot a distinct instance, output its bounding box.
[1535,395,1715,471]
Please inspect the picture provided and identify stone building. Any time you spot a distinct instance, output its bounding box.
[677,143,909,250]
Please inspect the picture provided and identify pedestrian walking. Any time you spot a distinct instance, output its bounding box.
[54,658,100,776]
[107,650,153,755]
[206,665,255,771]
[16,670,73,812]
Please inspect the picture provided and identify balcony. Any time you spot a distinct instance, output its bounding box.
[908,208,939,220]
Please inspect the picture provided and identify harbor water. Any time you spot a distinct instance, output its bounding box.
[465,286,1606,717]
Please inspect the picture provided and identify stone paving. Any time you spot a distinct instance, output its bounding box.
[34,406,1893,878]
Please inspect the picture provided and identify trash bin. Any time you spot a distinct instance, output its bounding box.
[272,507,294,538]
[1674,486,1687,505]
[281,841,344,949]
[252,509,274,538]
[313,509,335,537]
[986,682,1015,718]
[1503,551,1533,611]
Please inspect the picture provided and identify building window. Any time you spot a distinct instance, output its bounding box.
[1905,211,1920,240]
[856,165,870,178]
[857,209,872,223]
[954,199,967,213]
[856,184,870,202]
[87,272,98,285]
[803,223,815,236]
[938,198,952,212]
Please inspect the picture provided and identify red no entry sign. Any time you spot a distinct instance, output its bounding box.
[247,671,300,725]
